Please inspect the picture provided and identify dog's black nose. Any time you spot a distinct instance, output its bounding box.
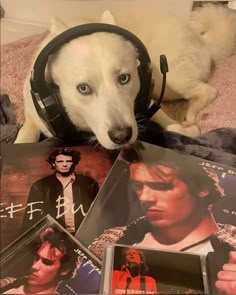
[108,126,132,145]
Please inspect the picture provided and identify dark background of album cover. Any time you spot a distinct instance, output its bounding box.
[76,146,236,247]
[0,144,115,251]
[112,246,205,294]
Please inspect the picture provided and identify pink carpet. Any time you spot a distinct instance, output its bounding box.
[1,32,236,133]
[198,55,236,133]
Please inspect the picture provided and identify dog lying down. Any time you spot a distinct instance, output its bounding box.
[15,4,236,149]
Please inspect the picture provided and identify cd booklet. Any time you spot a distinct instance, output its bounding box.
[0,214,102,294]
[101,244,208,294]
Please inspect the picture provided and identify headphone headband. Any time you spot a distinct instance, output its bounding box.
[32,23,151,86]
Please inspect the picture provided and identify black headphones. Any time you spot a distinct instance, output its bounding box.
[30,23,168,140]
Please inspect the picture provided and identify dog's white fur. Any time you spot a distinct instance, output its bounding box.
[15,4,236,149]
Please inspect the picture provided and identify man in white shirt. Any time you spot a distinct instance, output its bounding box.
[21,148,99,234]
[89,155,236,294]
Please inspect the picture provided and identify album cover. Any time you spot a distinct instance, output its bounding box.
[76,141,236,294]
[0,214,102,294]
[0,142,117,251]
[100,244,208,294]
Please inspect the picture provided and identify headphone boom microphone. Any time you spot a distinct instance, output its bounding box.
[146,54,168,118]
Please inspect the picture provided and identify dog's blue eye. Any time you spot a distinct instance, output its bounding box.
[118,74,130,85]
[77,83,92,95]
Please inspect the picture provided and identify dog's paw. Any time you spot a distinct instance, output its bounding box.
[166,123,201,137]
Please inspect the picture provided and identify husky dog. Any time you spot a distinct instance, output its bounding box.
[15,4,236,149]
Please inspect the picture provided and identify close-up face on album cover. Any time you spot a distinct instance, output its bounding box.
[77,141,236,252]
[75,141,236,294]
[0,215,102,294]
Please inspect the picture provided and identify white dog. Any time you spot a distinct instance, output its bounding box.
[15,4,236,149]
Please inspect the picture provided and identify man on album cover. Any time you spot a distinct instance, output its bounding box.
[1,226,78,294]
[89,153,236,295]
[112,247,157,294]
[21,148,99,234]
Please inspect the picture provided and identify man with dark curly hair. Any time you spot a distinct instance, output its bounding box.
[21,148,99,234]
[89,152,236,294]
[4,226,78,294]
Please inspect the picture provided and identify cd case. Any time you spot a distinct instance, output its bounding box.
[0,214,102,294]
[0,142,115,251]
[100,244,209,294]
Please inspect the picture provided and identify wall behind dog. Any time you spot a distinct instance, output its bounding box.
[1,0,194,25]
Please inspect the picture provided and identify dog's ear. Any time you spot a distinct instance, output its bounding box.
[50,16,69,35]
[100,10,117,25]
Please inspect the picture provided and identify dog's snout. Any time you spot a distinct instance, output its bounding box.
[108,126,132,145]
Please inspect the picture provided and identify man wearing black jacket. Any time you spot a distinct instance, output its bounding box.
[21,148,99,234]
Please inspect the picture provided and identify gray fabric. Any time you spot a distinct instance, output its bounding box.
[1,124,19,144]
[142,121,236,168]
[0,94,15,124]
[0,94,19,143]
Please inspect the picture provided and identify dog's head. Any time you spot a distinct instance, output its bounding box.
[47,12,141,149]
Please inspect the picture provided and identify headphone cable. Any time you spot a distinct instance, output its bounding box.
[146,54,168,118]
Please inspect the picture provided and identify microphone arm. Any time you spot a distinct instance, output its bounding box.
[146,54,169,118]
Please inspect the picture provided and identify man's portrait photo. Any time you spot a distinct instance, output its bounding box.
[112,247,158,294]
[76,142,236,295]
[110,245,206,294]
[0,216,101,294]
[0,143,115,250]
[21,147,99,234]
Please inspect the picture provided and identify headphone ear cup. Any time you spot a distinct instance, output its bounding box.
[51,84,63,106]
[135,66,153,115]
[30,82,58,137]
[30,81,77,138]
[48,85,78,138]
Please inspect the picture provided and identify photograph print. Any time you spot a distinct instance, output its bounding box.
[76,141,236,295]
[0,215,102,294]
[103,244,207,294]
[0,142,116,251]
